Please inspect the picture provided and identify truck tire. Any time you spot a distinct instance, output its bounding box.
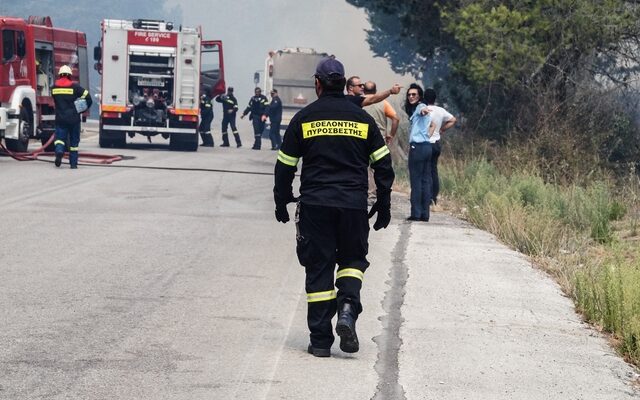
[113,135,127,148]
[99,127,126,148]
[40,131,55,151]
[183,133,198,152]
[169,133,198,152]
[5,108,31,152]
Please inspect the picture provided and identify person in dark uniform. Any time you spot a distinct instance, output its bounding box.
[51,65,92,169]
[215,86,242,147]
[265,89,283,150]
[240,87,269,150]
[273,57,395,358]
[199,93,214,147]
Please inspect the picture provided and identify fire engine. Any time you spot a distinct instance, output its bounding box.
[256,48,328,131]
[94,19,225,151]
[0,16,89,152]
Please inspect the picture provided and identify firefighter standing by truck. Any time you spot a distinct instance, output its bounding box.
[199,93,214,147]
[265,89,283,150]
[241,87,269,150]
[273,58,394,357]
[215,87,242,147]
[52,65,92,169]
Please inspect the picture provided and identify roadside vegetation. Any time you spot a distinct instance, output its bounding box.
[437,143,640,364]
[355,0,640,368]
[392,126,640,365]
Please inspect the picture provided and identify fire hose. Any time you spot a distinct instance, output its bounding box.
[0,133,123,164]
[0,134,281,176]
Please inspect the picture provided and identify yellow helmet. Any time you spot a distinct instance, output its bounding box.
[58,65,72,76]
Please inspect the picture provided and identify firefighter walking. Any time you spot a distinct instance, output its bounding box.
[215,87,242,147]
[274,58,394,357]
[199,93,214,147]
[241,87,269,150]
[52,65,92,169]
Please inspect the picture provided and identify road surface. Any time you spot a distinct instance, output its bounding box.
[0,128,637,399]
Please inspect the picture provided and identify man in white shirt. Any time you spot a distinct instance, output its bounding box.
[424,88,456,207]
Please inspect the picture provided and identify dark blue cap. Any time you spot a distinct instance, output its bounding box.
[315,57,345,79]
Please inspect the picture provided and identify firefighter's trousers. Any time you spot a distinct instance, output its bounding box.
[199,113,213,133]
[296,203,370,349]
[221,113,238,134]
[54,123,80,167]
[251,118,265,149]
[199,113,214,146]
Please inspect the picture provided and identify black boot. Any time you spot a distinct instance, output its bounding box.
[307,344,331,358]
[221,133,230,147]
[252,136,261,150]
[202,132,214,147]
[335,303,359,353]
[233,133,242,148]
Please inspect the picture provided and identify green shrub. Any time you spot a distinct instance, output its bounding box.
[609,201,627,221]
[575,250,640,364]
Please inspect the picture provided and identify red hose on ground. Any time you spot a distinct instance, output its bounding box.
[0,134,123,164]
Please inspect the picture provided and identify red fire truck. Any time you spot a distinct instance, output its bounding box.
[0,16,89,152]
[94,19,225,151]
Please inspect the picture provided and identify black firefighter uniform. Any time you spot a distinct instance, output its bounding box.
[273,91,394,351]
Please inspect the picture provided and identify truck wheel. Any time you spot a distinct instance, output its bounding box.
[113,135,127,148]
[169,133,198,151]
[169,134,183,151]
[5,108,31,152]
[99,129,126,148]
[183,133,198,152]
[40,131,55,151]
[99,131,114,148]
[99,135,110,148]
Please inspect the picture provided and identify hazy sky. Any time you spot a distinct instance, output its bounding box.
[165,0,411,101]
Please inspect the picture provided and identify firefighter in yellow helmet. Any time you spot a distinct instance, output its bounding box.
[51,65,92,168]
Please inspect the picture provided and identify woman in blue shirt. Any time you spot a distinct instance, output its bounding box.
[404,83,435,221]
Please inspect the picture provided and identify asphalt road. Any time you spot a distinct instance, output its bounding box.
[0,127,638,399]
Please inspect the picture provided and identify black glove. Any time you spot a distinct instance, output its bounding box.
[274,196,298,224]
[368,200,391,231]
[275,205,290,223]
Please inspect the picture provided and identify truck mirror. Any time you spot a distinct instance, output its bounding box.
[94,46,102,61]
[254,72,260,85]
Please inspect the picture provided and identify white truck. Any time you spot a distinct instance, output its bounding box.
[94,19,225,150]
[257,47,328,131]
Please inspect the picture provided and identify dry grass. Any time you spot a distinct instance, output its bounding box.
[426,154,640,366]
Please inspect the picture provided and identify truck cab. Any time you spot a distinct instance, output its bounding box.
[0,16,89,152]
[0,17,34,152]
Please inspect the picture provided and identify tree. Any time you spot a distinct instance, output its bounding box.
[349,0,640,177]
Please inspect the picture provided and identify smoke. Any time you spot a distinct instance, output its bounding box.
[165,0,411,104]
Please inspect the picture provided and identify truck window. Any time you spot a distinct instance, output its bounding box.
[201,42,223,96]
[2,30,16,63]
[17,31,26,58]
[201,43,220,80]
